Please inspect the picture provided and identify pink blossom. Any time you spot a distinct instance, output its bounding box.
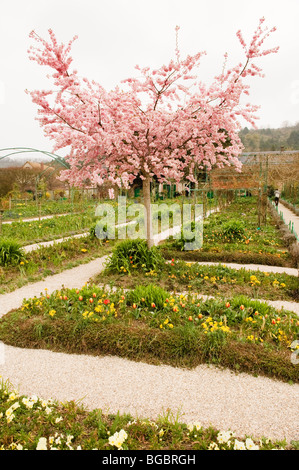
[27,20,278,245]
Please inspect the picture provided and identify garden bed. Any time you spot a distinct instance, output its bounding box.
[0,235,115,294]
[159,196,295,267]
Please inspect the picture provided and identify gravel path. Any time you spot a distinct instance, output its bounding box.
[1,345,298,443]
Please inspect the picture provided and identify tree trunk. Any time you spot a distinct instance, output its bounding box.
[143,175,154,249]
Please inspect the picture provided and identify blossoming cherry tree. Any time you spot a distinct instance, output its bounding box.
[27,18,278,247]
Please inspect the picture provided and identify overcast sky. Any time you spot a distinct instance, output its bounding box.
[0,0,298,161]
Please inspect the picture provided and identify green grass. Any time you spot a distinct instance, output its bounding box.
[1,212,97,246]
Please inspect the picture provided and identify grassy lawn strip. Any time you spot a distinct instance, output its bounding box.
[92,258,299,302]
[159,196,294,267]
[0,378,294,450]
[0,236,114,294]
[160,246,294,267]
[0,284,298,383]
[2,200,97,220]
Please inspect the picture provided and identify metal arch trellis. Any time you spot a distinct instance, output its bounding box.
[0,147,70,169]
[0,147,71,206]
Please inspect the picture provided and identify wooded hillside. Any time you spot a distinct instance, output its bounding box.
[239,122,299,152]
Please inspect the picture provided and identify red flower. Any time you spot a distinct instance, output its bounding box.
[104,299,110,305]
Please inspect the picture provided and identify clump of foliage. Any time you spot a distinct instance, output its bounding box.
[105,239,165,274]
[220,219,246,241]
[0,238,25,266]
[126,284,169,310]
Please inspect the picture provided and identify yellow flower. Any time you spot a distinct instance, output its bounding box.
[49,310,56,317]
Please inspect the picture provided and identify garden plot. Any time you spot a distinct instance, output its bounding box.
[1,212,97,246]
[160,196,295,268]
[0,236,114,295]
[1,239,298,383]
[0,230,298,451]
